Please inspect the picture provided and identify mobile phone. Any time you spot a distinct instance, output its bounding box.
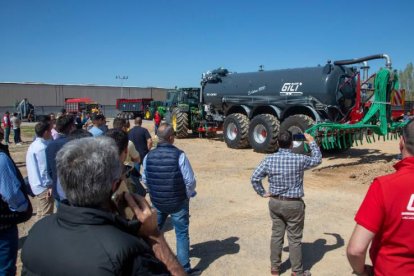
[111,182,135,220]
[292,133,306,141]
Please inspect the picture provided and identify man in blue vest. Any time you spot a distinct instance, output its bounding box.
[142,122,199,275]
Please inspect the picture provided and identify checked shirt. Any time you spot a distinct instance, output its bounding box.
[251,141,322,198]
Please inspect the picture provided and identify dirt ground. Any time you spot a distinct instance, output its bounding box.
[11,120,401,275]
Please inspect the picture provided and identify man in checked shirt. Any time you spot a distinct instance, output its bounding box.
[251,131,322,276]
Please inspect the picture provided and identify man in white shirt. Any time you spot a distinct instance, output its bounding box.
[10,113,22,145]
[26,121,54,220]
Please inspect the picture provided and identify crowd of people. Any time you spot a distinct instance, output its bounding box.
[1,110,414,275]
[2,111,22,146]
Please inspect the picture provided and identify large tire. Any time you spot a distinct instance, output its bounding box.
[223,113,250,149]
[144,109,152,120]
[280,114,314,154]
[248,114,280,153]
[172,108,189,138]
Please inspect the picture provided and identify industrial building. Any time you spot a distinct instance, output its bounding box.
[0,82,169,117]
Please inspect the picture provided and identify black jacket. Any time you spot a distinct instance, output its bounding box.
[21,203,169,276]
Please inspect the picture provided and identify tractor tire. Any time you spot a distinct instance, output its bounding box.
[172,108,189,138]
[223,113,250,149]
[280,114,314,154]
[248,114,280,153]
[144,109,152,120]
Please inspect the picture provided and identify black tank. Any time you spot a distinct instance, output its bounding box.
[202,64,357,114]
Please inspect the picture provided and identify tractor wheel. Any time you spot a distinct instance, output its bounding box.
[223,113,250,149]
[248,114,280,153]
[280,114,314,154]
[144,109,152,120]
[172,108,189,138]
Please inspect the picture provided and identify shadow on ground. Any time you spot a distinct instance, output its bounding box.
[280,233,344,273]
[190,236,240,272]
[314,148,397,172]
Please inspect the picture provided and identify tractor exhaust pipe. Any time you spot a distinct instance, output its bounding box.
[334,54,392,69]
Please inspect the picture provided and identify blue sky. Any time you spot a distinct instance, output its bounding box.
[1,1,413,88]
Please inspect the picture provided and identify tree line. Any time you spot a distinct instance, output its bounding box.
[399,63,413,101]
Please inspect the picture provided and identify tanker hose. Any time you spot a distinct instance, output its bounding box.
[334,54,392,69]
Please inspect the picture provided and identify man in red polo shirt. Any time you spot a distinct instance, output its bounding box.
[347,119,414,276]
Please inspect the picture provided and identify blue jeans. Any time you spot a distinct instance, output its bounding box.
[0,225,18,276]
[157,200,190,272]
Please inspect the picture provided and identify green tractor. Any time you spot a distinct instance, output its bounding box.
[144,100,163,120]
[144,90,180,120]
[166,88,206,138]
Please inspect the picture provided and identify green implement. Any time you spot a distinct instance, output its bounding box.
[305,69,407,151]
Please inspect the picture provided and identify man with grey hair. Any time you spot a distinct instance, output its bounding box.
[22,137,185,275]
[347,119,414,275]
[142,123,198,275]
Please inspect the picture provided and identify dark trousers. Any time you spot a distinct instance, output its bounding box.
[269,198,305,274]
[4,127,10,144]
[0,225,18,276]
[13,128,21,143]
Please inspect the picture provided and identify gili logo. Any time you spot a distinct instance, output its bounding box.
[407,194,414,211]
[280,82,303,96]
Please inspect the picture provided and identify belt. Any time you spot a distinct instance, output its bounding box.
[271,195,302,201]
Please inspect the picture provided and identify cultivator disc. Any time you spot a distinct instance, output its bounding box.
[305,68,408,151]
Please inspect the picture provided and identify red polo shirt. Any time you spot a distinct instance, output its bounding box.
[355,157,414,276]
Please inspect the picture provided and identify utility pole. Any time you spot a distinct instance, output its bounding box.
[116,75,128,98]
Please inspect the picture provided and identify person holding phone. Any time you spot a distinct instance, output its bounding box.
[22,137,185,276]
[250,131,322,276]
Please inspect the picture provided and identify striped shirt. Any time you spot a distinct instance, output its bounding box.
[251,141,322,198]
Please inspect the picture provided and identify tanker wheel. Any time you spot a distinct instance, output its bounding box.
[280,114,314,154]
[248,114,280,153]
[223,113,250,149]
[172,108,189,138]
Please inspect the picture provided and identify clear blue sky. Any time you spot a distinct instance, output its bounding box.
[1,1,413,88]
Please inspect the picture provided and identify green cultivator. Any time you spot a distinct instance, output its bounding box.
[305,68,408,151]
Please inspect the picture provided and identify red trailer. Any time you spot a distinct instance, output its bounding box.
[65,98,100,114]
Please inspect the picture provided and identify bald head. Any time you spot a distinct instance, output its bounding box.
[403,119,414,156]
[134,117,142,126]
[157,123,174,144]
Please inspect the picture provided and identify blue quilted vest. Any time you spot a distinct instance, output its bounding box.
[145,143,187,213]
